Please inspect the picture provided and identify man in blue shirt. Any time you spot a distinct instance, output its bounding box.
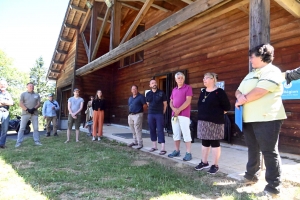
[128,85,147,149]
[42,93,60,137]
[146,79,167,155]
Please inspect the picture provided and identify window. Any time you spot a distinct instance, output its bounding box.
[60,87,71,118]
[119,25,145,68]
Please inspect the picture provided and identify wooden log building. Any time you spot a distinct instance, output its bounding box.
[47,0,300,154]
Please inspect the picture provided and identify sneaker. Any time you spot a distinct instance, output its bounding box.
[35,142,42,146]
[136,145,143,149]
[46,132,50,137]
[98,137,101,141]
[168,150,180,158]
[207,165,219,174]
[241,175,258,185]
[53,132,58,136]
[183,152,192,161]
[264,190,280,198]
[127,142,138,147]
[194,161,210,171]
[92,136,96,141]
[15,143,21,148]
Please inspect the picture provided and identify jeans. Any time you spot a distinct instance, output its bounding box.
[148,114,165,143]
[0,111,9,146]
[16,114,40,144]
[243,120,283,194]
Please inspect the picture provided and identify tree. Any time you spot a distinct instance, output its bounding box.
[0,49,30,117]
[29,57,56,113]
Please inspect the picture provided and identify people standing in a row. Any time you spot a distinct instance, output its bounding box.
[15,82,42,147]
[146,79,167,155]
[194,73,231,174]
[92,90,105,141]
[168,72,193,161]
[235,44,286,197]
[127,85,147,149]
[42,93,60,137]
[65,88,84,143]
[0,80,13,149]
[85,96,94,136]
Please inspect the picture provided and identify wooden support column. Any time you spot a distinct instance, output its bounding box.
[92,7,111,60]
[80,0,95,33]
[120,0,154,44]
[89,2,100,62]
[249,0,270,71]
[110,0,122,50]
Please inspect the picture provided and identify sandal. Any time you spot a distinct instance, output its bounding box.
[159,150,167,155]
[149,148,158,152]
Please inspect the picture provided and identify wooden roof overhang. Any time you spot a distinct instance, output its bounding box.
[76,0,249,76]
[48,0,300,79]
[47,0,186,80]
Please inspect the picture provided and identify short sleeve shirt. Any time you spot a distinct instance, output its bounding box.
[68,97,84,115]
[146,89,167,114]
[20,91,40,115]
[0,90,12,111]
[237,63,287,122]
[170,84,193,118]
[128,93,146,113]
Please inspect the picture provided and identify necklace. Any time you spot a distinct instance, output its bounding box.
[202,91,212,102]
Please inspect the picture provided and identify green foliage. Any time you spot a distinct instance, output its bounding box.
[0,49,30,116]
[29,57,56,103]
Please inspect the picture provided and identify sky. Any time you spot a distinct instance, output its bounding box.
[0,0,69,72]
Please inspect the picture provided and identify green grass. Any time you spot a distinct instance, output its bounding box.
[0,131,291,200]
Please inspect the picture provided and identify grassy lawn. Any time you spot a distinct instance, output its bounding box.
[0,131,299,200]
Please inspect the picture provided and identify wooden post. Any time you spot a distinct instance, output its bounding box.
[110,0,121,50]
[249,0,270,71]
[89,2,100,62]
[249,0,270,172]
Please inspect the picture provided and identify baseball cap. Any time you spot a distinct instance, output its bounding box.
[73,88,80,92]
[48,93,54,97]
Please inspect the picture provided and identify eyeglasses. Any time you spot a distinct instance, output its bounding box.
[203,77,213,80]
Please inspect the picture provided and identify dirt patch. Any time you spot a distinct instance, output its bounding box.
[132,160,149,166]
[12,161,35,169]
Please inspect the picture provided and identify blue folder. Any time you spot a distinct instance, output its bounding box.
[235,105,243,132]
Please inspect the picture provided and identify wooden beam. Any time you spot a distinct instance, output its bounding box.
[81,32,89,57]
[181,0,194,4]
[79,0,95,33]
[97,15,111,23]
[249,0,270,71]
[56,49,68,55]
[64,23,80,29]
[48,77,58,81]
[120,0,154,44]
[121,2,140,11]
[60,37,72,42]
[50,69,61,73]
[70,4,88,13]
[110,0,122,50]
[92,7,111,60]
[53,60,64,65]
[89,2,101,62]
[274,0,300,18]
[77,0,243,76]
[138,0,170,12]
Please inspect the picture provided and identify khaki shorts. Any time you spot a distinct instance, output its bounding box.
[68,114,81,130]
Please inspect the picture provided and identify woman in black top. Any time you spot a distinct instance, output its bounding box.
[194,72,230,174]
[92,90,105,141]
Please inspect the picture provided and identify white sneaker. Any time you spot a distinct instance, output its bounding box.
[92,136,96,141]
[35,142,42,146]
[98,137,101,141]
[15,143,21,148]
